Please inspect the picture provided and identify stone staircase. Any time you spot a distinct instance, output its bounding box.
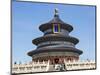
[48,65,55,71]
[48,64,66,72]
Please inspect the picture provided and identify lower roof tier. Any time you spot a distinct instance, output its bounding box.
[32,34,79,45]
[27,47,83,57]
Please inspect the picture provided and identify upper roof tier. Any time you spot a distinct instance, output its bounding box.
[39,9,73,32]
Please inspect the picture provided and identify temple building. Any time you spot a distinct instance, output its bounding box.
[27,9,83,64]
[12,9,95,74]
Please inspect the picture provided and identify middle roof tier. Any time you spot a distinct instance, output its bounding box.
[32,34,79,45]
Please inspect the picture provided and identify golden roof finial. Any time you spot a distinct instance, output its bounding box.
[54,8,59,16]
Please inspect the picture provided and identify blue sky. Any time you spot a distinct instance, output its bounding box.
[12,1,96,63]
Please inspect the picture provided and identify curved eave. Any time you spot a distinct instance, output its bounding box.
[27,47,83,57]
[39,23,73,32]
[32,35,79,45]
